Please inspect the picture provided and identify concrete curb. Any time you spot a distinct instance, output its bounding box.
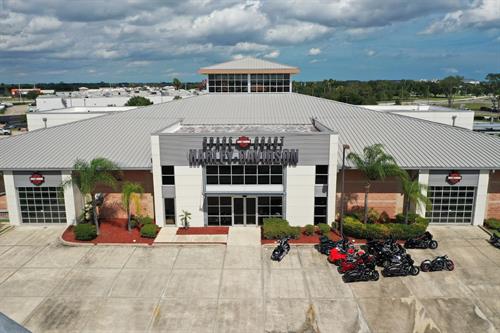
[58,232,153,247]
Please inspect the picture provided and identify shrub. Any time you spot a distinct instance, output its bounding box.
[347,207,380,224]
[378,211,391,224]
[342,215,429,240]
[485,218,500,231]
[138,216,154,225]
[263,218,300,239]
[317,223,331,235]
[140,224,158,238]
[304,224,315,236]
[74,223,97,241]
[395,213,420,224]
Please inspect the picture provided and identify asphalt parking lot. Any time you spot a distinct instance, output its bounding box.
[0,225,498,333]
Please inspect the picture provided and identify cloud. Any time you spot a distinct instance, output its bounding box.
[308,47,321,55]
[265,21,330,43]
[230,42,270,52]
[422,0,500,34]
[264,50,280,58]
[366,49,376,57]
[442,67,459,73]
[25,16,62,33]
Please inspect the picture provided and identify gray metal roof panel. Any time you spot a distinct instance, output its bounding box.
[0,93,499,170]
[200,57,298,71]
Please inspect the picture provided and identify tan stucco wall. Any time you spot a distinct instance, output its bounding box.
[94,170,155,219]
[336,170,404,217]
[487,171,500,219]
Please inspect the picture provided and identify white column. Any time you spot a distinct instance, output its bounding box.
[151,135,165,227]
[247,74,251,93]
[62,171,78,225]
[286,166,315,227]
[174,166,204,227]
[417,169,430,217]
[3,171,21,225]
[472,170,490,226]
[327,134,339,225]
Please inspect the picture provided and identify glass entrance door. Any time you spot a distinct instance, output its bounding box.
[232,196,257,226]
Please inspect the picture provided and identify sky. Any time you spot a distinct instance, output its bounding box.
[0,0,499,83]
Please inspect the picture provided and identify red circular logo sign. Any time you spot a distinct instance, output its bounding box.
[446,171,462,185]
[30,173,45,186]
[236,136,251,149]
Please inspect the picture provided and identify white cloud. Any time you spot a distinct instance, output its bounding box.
[265,21,330,43]
[127,60,151,67]
[308,47,321,55]
[231,42,269,52]
[25,16,62,33]
[232,54,245,60]
[422,0,500,34]
[366,49,376,57]
[442,67,459,73]
[94,49,122,59]
[264,50,280,58]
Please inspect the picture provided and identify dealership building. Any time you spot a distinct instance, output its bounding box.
[0,57,499,228]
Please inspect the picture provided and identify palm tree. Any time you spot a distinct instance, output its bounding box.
[63,158,120,235]
[121,182,144,232]
[172,78,182,90]
[347,144,403,223]
[401,175,431,224]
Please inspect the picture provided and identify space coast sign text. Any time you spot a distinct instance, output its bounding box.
[188,136,299,166]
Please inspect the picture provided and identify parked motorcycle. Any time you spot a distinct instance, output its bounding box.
[328,240,355,265]
[381,253,419,277]
[420,255,454,272]
[342,264,380,283]
[489,233,500,249]
[315,236,343,255]
[338,251,376,274]
[271,237,291,262]
[369,239,406,267]
[404,231,438,249]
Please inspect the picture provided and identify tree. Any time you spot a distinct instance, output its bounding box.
[121,182,144,232]
[125,96,153,106]
[172,78,182,90]
[485,73,500,111]
[63,158,120,235]
[26,91,39,101]
[347,144,403,223]
[401,173,431,224]
[180,210,191,229]
[439,76,463,107]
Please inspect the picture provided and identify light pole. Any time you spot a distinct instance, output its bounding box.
[339,144,350,238]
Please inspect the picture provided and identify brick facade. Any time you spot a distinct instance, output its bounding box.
[487,171,500,219]
[336,170,404,217]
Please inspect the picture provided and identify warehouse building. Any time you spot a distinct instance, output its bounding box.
[0,57,499,228]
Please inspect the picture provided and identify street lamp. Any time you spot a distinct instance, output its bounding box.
[339,144,350,238]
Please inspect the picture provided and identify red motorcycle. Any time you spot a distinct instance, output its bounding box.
[328,240,355,265]
[337,251,376,274]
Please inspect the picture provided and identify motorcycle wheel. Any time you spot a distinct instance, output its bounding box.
[381,269,388,277]
[446,260,455,271]
[342,275,350,283]
[337,266,344,274]
[421,262,431,272]
[371,271,380,281]
[403,242,411,249]
[429,241,438,249]
[410,266,420,276]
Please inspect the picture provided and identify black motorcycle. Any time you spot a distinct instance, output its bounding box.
[371,240,406,267]
[404,231,438,249]
[315,236,343,255]
[489,233,500,249]
[342,264,380,283]
[381,253,419,277]
[271,237,291,261]
[420,255,454,272]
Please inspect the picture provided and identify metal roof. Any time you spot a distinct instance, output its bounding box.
[0,93,499,170]
[198,57,300,74]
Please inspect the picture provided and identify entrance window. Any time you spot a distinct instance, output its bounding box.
[315,165,328,185]
[164,198,175,224]
[314,197,327,225]
[258,196,283,225]
[18,186,66,223]
[426,186,475,223]
[207,196,232,226]
[206,165,283,185]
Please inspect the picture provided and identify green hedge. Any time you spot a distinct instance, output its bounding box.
[74,224,97,241]
[317,223,331,235]
[140,224,158,238]
[395,213,420,224]
[263,218,300,239]
[304,224,315,236]
[485,218,500,231]
[343,215,429,240]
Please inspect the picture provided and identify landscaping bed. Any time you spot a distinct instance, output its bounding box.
[176,226,229,235]
[261,229,342,244]
[62,218,159,245]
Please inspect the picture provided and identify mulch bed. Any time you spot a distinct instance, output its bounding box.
[261,228,367,245]
[62,219,158,245]
[176,226,229,235]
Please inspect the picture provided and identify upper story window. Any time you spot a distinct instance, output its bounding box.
[315,165,328,185]
[162,166,175,185]
[208,74,248,93]
[250,74,290,92]
[206,165,283,185]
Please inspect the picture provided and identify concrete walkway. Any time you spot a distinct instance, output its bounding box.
[227,227,261,246]
[154,227,227,244]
